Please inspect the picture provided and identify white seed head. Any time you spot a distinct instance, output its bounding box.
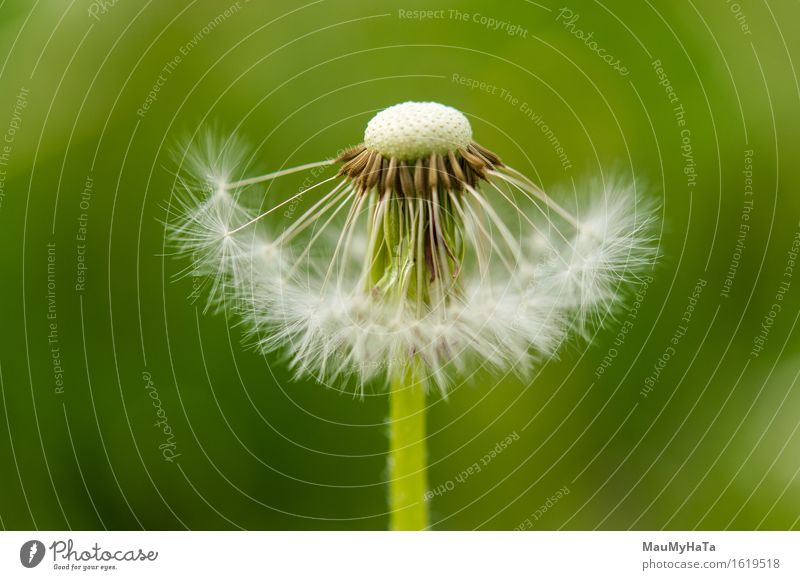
[364,101,472,160]
[170,121,659,395]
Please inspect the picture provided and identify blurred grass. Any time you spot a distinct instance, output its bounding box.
[0,0,798,530]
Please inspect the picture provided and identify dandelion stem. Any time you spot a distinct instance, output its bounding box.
[388,361,428,531]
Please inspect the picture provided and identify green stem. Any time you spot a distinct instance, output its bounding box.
[388,362,429,530]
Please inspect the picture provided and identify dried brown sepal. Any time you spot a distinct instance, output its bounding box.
[336,142,503,196]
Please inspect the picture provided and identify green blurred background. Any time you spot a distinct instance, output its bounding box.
[0,0,799,530]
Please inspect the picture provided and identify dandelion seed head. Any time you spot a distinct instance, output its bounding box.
[364,101,473,160]
[169,103,659,393]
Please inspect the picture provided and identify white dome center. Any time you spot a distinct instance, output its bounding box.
[364,102,472,160]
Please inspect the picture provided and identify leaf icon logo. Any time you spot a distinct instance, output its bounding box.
[19,540,45,568]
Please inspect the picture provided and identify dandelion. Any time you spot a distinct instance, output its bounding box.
[168,101,658,530]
